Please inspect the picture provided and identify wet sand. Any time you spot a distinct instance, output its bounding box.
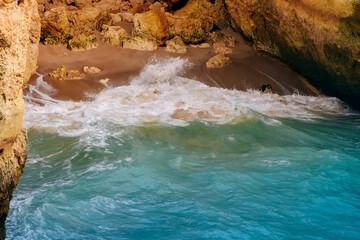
[31,29,318,101]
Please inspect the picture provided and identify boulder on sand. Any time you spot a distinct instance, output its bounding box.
[101,25,128,46]
[68,33,98,51]
[49,65,85,80]
[133,9,169,45]
[165,36,187,53]
[123,36,158,51]
[206,54,231,69]
[166,0,214,44]
[41,7,112,46]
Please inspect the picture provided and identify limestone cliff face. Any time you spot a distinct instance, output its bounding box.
[0,0,40,226]
[225,0,360,108]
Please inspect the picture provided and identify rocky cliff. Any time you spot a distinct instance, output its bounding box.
[0,0,40,230]
[225,0,360,108]
[36,0,360,107]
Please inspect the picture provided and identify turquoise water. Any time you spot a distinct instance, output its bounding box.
[5,58,360,239]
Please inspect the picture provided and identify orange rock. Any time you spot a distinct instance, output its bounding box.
[165,36,187,53]
[49,65,85,80]
[0,0,40,225]
[83,66,102,74]
[133,9,169,45]
[101,25,128,46]
[225,0,360,107]
[206,54,232,69]
[166,0,214,44]
[123,36,158,51]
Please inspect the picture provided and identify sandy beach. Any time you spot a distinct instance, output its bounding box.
[31,29,318,101]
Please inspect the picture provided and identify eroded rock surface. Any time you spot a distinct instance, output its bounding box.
[166,0,214,43]
[133,9,169,45]
[206,54,232,68]
[0,0,40,227]
[123,36,158,51]
[101,25,128,46]
[225,0,360,108]
[83,66,101,74]
[49,65,86,80]
[210,31,236,54]
[165,36,187,53]
[35,0,360,107]
[68,33,98,51]
[41,6,112,45]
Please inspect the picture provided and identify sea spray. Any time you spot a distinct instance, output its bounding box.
[6,57,360,239]
[24,58,349,135]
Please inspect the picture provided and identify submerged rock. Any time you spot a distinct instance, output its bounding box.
[134,92,158,103]
[206,54,232,69]
[165,36,187,53]
[196,110,215,119]
[171,109,194,121]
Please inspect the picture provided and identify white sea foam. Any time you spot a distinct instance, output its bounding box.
[24,57,350,136]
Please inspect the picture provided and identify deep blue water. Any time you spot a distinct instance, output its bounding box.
[6,116,360,239]
[5,58,360,239]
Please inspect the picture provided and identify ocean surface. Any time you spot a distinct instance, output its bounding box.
[6,58,360,239]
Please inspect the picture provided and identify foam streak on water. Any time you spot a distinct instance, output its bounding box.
[6,57,360,240]
[24,58,349,136]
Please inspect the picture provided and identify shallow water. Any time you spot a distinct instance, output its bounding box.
[6,58,360,239]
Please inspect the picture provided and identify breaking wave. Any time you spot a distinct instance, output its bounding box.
[24,57,350,136]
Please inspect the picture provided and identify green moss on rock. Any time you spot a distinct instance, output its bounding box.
[68,33,98,51]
